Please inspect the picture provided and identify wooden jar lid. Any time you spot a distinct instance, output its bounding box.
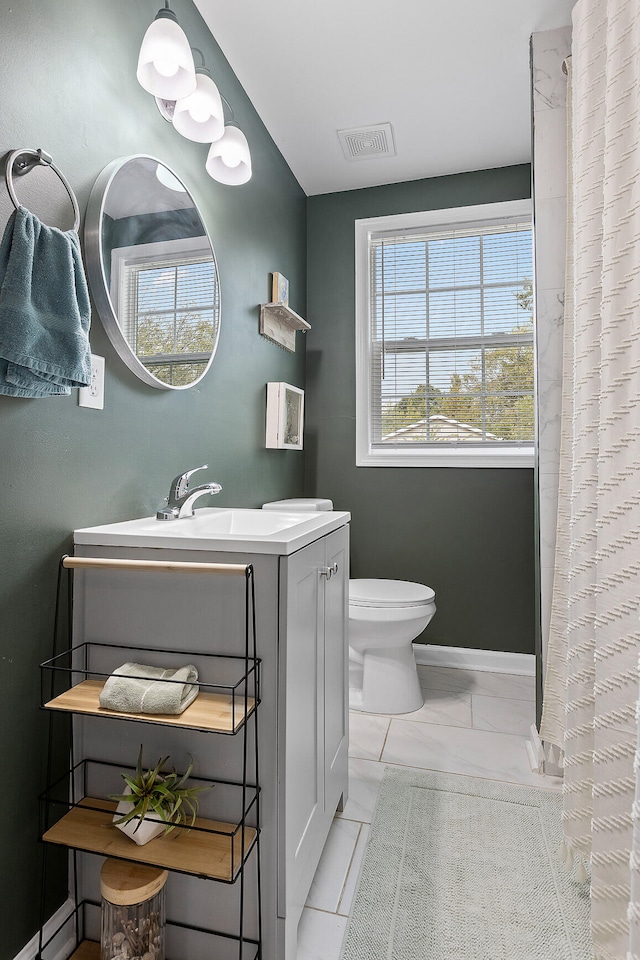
[100,858,169,905]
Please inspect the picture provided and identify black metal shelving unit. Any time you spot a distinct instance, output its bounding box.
[37,554,262,960]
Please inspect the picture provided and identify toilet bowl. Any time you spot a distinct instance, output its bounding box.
[261,499,436,716]
[349,579,436,715]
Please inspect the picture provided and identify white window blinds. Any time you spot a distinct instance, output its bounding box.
[119,251,219,387]
[368,216,533,449]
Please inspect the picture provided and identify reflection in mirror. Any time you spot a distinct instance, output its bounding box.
[85,155,221,390]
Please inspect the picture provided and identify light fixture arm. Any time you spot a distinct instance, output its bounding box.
[220,94,235,124]
[192,47,206,69]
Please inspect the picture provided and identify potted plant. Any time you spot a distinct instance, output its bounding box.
[109,746,211,846]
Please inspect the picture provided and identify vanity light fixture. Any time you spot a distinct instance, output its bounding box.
[172,51,225,143]
[137,2,196,100]
[137,9,252,186]
[206,122,252,185]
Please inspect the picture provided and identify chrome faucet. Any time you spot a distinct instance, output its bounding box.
[156,464,222,520]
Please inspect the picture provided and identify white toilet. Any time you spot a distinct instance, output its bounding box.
[348,579,436,714]
[262,498,437,716]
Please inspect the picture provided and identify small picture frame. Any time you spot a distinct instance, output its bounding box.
[271,272,289,306]
[266,382,304,450]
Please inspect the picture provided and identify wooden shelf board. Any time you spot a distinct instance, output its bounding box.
[259,302,310,352]
[263,302,310,330]
[43,799,256,882]
[68,935,258,960]
[45,679,255,733]
[69,942,99,960]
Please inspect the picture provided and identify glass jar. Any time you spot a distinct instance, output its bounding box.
[100,858,168,960]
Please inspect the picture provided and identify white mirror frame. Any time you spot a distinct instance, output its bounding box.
[84,155,221,391]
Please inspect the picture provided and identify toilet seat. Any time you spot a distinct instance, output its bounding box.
[349,578,435,609]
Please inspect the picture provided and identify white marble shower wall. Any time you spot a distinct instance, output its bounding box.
[531,26,571,670]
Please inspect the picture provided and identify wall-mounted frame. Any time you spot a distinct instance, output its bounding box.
[266,382,304,450]
[271,272,289,305]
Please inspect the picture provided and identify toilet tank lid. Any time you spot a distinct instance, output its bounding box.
[349,578,435,607]
[262,498,334,511]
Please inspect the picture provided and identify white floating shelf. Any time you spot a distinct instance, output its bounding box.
[259,302,311,352]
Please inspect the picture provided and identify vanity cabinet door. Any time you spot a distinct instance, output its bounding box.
[279,536,326,937]
[278,525,350,958]
[323,525,349,816]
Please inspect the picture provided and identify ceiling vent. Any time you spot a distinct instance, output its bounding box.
[337,123,396,162]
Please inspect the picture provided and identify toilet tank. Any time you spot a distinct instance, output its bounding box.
[262,498,334,511]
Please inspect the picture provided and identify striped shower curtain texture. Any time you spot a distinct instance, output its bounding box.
[539,1,640,957]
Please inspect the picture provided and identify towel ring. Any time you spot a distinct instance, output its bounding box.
[4,148,80,232]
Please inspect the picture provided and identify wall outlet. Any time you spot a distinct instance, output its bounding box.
[79,355,105,410]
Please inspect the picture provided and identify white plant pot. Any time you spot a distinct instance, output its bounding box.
[112,792,167,846]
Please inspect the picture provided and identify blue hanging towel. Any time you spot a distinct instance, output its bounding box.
[0,206,92,397]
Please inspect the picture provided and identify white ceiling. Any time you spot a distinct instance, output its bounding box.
[194,0,575,196]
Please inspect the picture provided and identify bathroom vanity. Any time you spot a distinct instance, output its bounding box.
[65,507,350,960]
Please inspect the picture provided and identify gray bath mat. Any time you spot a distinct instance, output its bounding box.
[340,768,591,960]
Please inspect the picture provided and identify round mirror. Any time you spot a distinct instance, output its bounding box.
[84,155,221,390]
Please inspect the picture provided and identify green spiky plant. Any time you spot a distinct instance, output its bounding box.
[109,746,211,836]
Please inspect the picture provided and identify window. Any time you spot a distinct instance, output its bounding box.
[355,200,534,467]
[111,237,220,388]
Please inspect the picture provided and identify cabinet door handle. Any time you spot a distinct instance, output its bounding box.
[320,563,339,580]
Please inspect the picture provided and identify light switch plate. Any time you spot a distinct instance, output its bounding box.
[79,354,105,410]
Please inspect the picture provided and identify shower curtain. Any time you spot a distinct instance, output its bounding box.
[539,0,640,957]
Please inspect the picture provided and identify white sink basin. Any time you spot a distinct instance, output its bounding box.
[74,507,351,556]
[126,509,313,537]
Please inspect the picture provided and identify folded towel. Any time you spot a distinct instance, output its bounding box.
[0,206,92,398]
[99,662,200,716]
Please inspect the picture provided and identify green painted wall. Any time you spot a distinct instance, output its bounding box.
[0,1,306,955]
[305,167,535,655]
[0,3,538,951]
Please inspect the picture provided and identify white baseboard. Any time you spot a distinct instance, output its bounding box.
[13,898,75,960]
[413,643,536,677]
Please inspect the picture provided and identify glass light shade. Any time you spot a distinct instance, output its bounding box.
[137,11,197,100]
[172,71,225,143]
[206,126,252,185]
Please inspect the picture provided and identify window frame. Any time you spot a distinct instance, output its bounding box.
[355,199,535,468]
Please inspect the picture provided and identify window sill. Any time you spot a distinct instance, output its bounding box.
[356,446,535,468]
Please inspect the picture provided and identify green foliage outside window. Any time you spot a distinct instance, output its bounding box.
[381,279,534,442]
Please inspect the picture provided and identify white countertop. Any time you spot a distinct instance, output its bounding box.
[74,507,351,556]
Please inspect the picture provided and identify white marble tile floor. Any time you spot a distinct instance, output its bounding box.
[296,669,559,960]
[472,693,536,737]
[416,663,536,700]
